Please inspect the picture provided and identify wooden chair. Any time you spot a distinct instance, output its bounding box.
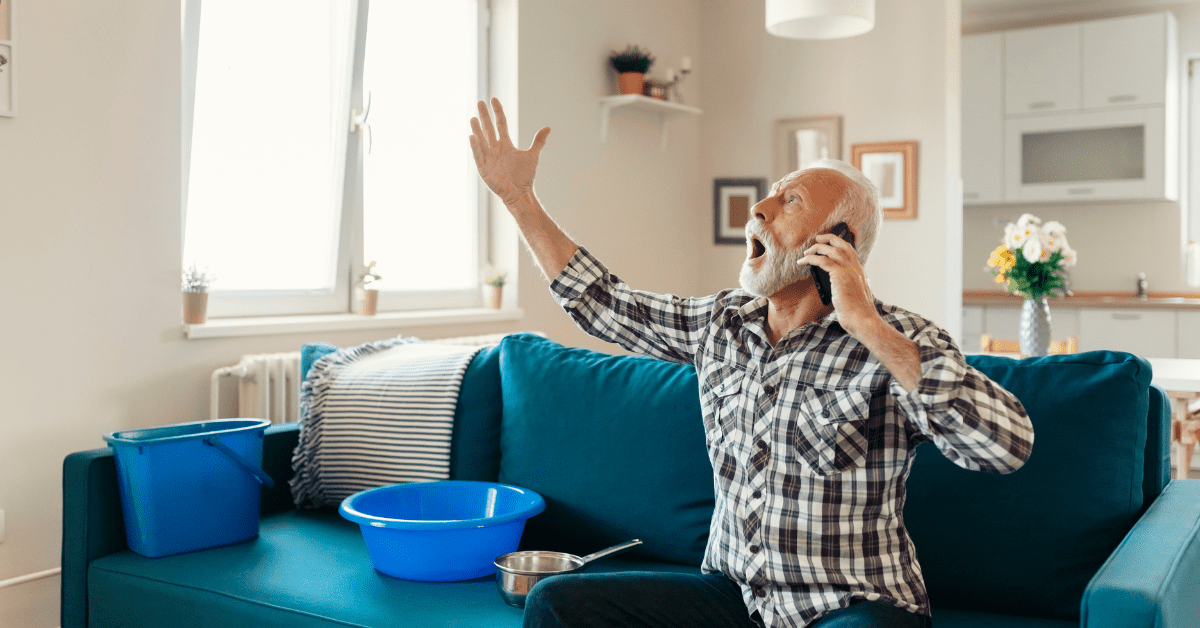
[980,335,1078,357]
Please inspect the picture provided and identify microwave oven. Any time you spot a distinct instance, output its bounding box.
[1004,106,1175,202]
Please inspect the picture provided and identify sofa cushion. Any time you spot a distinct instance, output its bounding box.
[904,351,1151,620]
[86,510,697,628]
[497,334,714,566]
[298,341,503,483]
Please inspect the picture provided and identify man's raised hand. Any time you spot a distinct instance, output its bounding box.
[469,98,551,207]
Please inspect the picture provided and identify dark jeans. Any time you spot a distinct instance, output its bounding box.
[523,571,932,628]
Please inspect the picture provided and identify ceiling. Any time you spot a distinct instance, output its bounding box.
[962,0,1200,32]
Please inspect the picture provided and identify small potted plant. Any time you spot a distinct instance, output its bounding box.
[609,45,655,96]
[355,261,382,315]
[481,265,507,309]
[182,264,216,324]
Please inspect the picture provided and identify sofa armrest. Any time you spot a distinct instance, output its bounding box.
[61,447,127,628]
[1081,479,1200,628]
[60,422,301,628]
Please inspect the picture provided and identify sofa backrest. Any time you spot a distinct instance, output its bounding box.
[903,351,1164,621]
[493,334,714,566]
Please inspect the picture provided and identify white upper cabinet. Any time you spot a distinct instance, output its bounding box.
[963,34,1006,204]
[1005,24,1082,115]
[1083,13,1168,110]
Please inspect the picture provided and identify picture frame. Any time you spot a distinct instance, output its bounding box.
[773,115,842,184]
[851,140,918,220]
[0,0,13,118]
[713,178,766,245]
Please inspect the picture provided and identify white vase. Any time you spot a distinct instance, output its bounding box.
[1020,298,1051,356]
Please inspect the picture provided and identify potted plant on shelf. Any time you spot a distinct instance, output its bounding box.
[481,265,507,309]
[355,261,381,315]
[182,264,215,324]
[609,45,655,96]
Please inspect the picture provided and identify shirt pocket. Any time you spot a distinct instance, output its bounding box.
[702,365,745,447]
[789,386,872,476]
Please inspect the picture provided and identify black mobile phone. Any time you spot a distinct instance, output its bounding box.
[813,222,857,307]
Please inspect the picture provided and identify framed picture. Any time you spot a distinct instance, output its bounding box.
[851,140,918,220]
[0,42,12,117]
[0,0,12,118]
[714,178,766,245]
[772,115,841,184]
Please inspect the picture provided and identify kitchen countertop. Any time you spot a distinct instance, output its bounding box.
[963,291,1200,310]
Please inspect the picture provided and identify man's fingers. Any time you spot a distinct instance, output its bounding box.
[529,126,552,155]
[468,135,483,167]
[476,100,498,145]
[492,98,514,146]
[469,116,489,150]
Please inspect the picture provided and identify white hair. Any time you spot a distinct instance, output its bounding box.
[794,159,883,265]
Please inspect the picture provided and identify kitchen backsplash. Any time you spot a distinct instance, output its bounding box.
[962,199,1191,293]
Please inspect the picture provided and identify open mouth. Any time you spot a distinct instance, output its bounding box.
[750,237,766,259]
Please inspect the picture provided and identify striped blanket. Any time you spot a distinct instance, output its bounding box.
[290,337,484,508]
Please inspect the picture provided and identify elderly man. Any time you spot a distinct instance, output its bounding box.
[469,98,1033,628]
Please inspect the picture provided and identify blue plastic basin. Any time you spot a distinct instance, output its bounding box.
[339,481,545,582]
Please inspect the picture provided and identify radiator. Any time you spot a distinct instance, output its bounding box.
[210,333,517,423]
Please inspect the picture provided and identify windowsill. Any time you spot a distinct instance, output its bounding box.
[184,307,525,340]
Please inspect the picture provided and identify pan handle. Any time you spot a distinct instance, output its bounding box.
[579,539,642,565]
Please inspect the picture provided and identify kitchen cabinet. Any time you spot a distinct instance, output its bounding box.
[1083,13,1170,110]
[964,12,1177,204]
[1004,24,1082,116]
[1177,311,1200,359]
[967,303,1181,359]
[1080,308,1176,358]
[1004,106,1166,202]
[962,305,984,352]
[962,34,1005,205]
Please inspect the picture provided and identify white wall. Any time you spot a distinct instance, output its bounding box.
[0,1,703,626]
[511,0,705,352]
[962,4,1200,295]
[697,0,963,335]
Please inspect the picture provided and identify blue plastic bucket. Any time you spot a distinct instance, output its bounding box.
[103,419,274,558]
[340,481,545,581]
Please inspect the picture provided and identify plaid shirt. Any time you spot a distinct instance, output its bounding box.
[549,247,1033,628]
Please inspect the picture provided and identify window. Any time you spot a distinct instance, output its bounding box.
[182,0,490,317]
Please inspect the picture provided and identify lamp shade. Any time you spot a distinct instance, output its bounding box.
[765,0,875,39]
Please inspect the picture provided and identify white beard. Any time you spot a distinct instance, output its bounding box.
[739,225,814,298]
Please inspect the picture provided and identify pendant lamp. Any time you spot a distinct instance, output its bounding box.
[765,0,875,39]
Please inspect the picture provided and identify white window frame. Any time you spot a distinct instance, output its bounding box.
[181,0,492,318]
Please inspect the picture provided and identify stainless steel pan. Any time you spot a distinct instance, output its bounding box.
[494,539,642,608]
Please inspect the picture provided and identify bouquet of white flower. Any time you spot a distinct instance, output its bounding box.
[987,213,1077,300]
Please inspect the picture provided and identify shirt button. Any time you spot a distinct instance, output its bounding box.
[756,440,768,451]
[749,544,760,554]
[754,585,767,598]
[822,409,831,418]
[752,490,762,499]
[764,384,775,396]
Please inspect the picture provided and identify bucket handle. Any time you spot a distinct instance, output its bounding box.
[203,436,275,488]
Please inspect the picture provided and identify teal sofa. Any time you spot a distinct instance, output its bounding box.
[62,334,1200,627]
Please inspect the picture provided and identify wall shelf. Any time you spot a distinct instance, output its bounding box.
[598,95,701,148]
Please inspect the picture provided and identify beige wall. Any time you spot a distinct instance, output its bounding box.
[697,0,963,335]
[963,4,1200,295]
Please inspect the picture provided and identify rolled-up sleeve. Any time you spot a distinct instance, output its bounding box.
[890,323,1034,474]
[549,246,718,364]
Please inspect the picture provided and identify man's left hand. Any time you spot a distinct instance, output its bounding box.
[800,234,879,339]
[801,235,923,391]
